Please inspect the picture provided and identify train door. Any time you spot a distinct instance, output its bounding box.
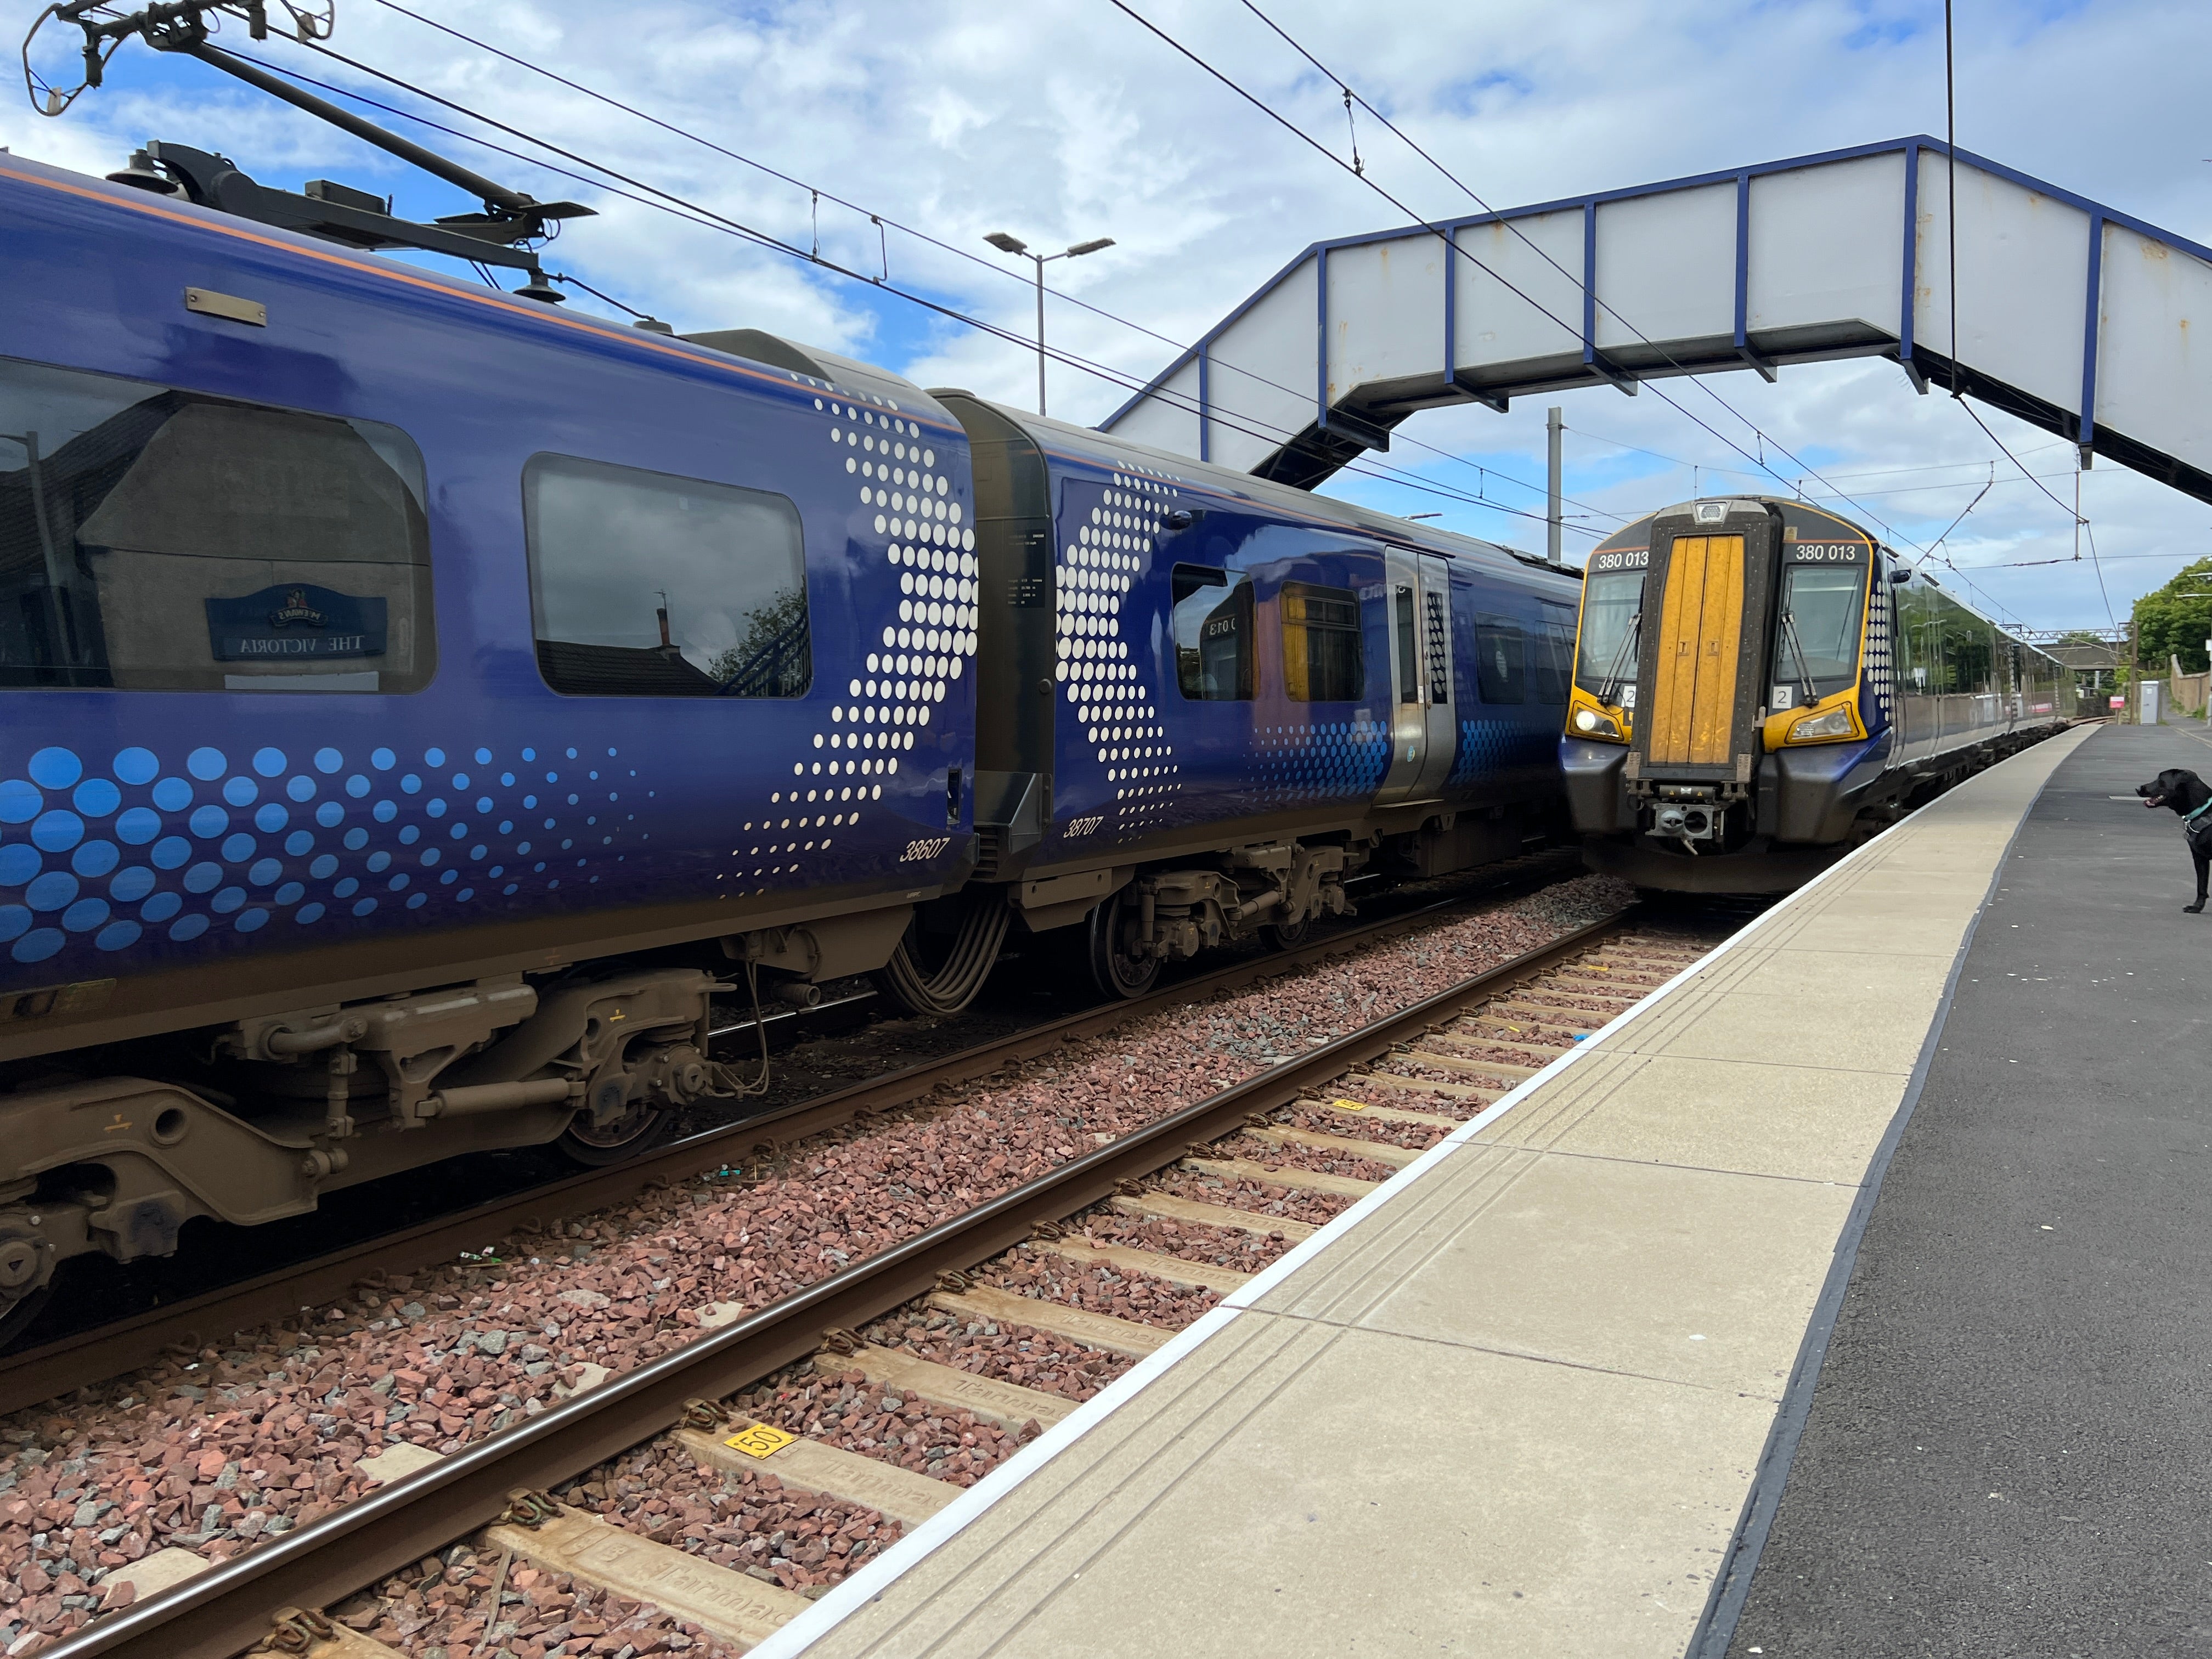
[1374,549,1456,803]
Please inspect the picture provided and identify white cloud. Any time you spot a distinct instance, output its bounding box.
[5,0,2203,627]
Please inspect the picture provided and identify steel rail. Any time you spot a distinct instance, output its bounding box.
[48,906,1645,1659]
[0,852,1577,1413]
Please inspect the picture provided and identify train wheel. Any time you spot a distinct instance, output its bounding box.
[1261,914,1310,951]
[0,1284,53,1353]
[556,1098,673,1167]
[1087,889,1159,1000]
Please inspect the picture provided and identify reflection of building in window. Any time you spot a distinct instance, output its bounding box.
[525,454,811,698]
[1171,563,1253,700]
[0,359,433,692]
[1474,613,1526,704]
[709,586,811,696]
[1280,582,1362,702]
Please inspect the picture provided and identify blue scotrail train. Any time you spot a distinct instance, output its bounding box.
[0,142,1584,1336]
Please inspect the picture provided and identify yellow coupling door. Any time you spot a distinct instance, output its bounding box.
[1647,535,1744,766]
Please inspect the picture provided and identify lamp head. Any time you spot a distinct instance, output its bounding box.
[984,232,1028,255]
[1065,237,1115,257]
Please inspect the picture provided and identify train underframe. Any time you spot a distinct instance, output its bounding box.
[0,796,1558,1344]
[1560,725,2066,894]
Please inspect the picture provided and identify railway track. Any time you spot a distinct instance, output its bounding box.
[0,850,1579,1412]
[45,904,1734,1659]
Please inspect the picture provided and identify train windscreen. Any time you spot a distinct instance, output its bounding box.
[1771,563,1865,705]
[1575,568,1644,705]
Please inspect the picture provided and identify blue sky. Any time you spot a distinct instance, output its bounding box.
[9,0,2209,631]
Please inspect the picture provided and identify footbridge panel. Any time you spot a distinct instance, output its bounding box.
[1100,138,2212,504]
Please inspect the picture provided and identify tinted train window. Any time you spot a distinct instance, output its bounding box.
[526,455,810,698]
[1474,614,1525,704]
[1280,582,1362,701]
[1531,605,1575,703]
[1575,569,1643,702]
[1389,584,1416,704]
[1171,565,1253,700]
[0,357,432,692]
[1773,563,1866,701]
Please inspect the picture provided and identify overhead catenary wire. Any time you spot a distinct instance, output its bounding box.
[1923,465,1993,556]
[1561,413,2107,607]
[1561,424,2073,488]
[1938,1,2114,625]
[227,38,1610,543]
[1122,0,2046,627]
[1228,1,2169,633]
[222,50,1596,539]
[359,0,1623,531]
[1225,0,1947,559]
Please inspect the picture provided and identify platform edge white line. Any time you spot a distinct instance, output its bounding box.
[744,733,2075,1658]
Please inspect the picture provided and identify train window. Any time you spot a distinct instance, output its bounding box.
[1575,569,1644,704]
[1772,563,1866,702]
[526,455,811,698]
[1393,585,1418,703]
[0,357,433,692]
[1171,565,1253,700]
[1280,582,1362,701]
[1473,614,1526,704]
[1531,606,1576,704]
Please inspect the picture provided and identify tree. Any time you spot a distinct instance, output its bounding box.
[708,587,810,690]
[2132,558,2212,672]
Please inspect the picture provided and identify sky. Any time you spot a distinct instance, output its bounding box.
[9,0,2210,635]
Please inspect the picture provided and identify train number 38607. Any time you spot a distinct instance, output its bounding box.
[900,837,952,862]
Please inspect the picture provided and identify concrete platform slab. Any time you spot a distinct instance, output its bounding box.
[1474,1048,1908,1184]
[754,726,2093,1659]
[1265,1145,1852,1394]
[1724,723,2212,1657]
[794,1321,1767,1659]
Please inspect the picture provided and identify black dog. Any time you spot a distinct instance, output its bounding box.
[2137,768,2212,912]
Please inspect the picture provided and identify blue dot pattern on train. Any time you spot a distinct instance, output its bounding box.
[0,742,642,967]
[1446,718,1554,786]
[1253,721,1392,803]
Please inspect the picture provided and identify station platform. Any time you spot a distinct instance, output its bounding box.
[748,719,2208,1658]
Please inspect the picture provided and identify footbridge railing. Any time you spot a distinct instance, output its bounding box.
[1099,137,2212,504]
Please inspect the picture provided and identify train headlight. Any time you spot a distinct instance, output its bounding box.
[1573,707,1622,739]
[1788,706,1855,742]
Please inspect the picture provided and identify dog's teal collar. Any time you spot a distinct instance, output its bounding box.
[2186,798,2212,823]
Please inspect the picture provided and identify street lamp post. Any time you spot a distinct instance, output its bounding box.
[984,232,1114,416]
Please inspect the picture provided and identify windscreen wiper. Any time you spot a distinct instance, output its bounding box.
[1778,608,1818,703]
[1596,611,1640,707]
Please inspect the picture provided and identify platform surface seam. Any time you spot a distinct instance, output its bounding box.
[756,726,2092,1659]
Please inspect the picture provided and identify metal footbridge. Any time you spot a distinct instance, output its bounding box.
[1099,136,2212,505]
